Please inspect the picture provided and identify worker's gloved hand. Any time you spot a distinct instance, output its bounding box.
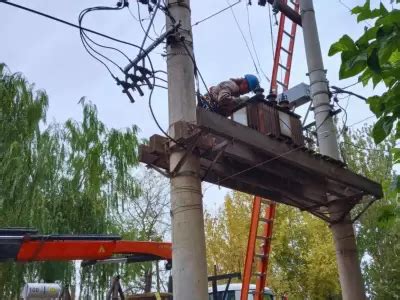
[233,96,250,105]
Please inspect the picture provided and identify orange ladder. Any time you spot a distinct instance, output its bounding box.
[241,196,276,300]
[270,0,300,96]
[241,2,300,299]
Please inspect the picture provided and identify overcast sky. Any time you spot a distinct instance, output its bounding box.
[0,0,390,212]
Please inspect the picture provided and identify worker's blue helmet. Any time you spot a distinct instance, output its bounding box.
[244,74,260,92]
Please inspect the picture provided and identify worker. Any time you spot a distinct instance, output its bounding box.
[200,74,260,116]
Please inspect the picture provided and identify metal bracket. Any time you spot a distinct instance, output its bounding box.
[146,164,171,178]
[351,197,377,223]
[202,140,230,181]
[170,132,202,177]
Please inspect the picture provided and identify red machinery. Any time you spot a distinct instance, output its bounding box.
[0,228,171,266]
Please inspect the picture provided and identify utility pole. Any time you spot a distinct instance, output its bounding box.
[165,1,209,299]
[300,0,366,299]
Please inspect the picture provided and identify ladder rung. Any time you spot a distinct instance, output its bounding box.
[284,30,294,39]
[277,80,288,88]
[252,272,265,277]
[260,199,271,205]
[259,217,273,223]
[256,235,271,241]
[278,63,289,71]
[281,47,292,55]
[255,253,268,259]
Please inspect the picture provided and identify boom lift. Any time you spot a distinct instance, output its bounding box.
[1,228,172,300]
[0,228,171,266]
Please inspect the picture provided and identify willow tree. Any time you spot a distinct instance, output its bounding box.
[0,64,143,298]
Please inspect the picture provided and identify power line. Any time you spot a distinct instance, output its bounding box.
[0,0,142,50]
[348,115,375,128]
[341,81,361,90]
[336,0,372,27]
[334,96,348,135]
[192,0,241,27]
[331,86,367,101]
[78,5,128,76]
[135,0,157,42]
[138,0,163,56]
[341,141,390,154]
[245,2,271,82]
[225,0,263,80]
[267,4,276,61]
[180,39,210,93]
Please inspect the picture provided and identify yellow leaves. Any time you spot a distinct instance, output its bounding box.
[205,192,340,298]
[205,192,252,276]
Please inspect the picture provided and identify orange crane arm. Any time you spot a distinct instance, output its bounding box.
[0,229,171,263]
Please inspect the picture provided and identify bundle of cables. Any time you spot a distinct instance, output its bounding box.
[78,0,167,103]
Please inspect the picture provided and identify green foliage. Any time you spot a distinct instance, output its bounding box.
[328,1,400,162]
[0,65,145,298]
[341,125,400,298]
[205,193,340,299]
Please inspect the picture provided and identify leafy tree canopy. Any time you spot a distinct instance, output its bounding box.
[328,0,400,187]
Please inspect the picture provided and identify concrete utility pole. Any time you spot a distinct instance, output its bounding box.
[165,1,209,299]
[300,0,366,299]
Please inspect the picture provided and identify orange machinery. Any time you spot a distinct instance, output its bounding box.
[0,228,171,267]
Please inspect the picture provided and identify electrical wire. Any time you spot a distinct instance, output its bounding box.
[348,115,375,128]
[341,81,361,90]
[245,2,271,82]
[79,30,117,79]
[127,3,139,22]
[148,74,182,145]
[331,86,367,101]
[136,0,157,42]
[4,0,147,85]
[267,3,276,61]
[134,5,182,144]
[334,96,348,135]
[0,0,142,50]
[138,0,163,55]
[192,0,241,27]
[225,0,262,81]
[78,1,168,108]
[181,41,210,93]
[79,5,128,73]
[336,0,372,27]
[157,11,207,96]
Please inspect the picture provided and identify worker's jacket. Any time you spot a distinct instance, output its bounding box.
[207,80,240,115]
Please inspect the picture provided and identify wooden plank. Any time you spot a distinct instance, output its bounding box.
[196,108,383,198]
